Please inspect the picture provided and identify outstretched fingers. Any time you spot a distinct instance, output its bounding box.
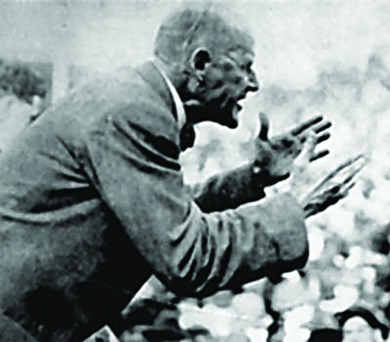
[314,120,332,134]
[296,132,317,166]
[316,132,331,144]
[291,115,323,136]
[342,181,356,196]
[309,149,329,162]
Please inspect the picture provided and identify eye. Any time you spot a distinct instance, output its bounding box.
[245,62,254,73]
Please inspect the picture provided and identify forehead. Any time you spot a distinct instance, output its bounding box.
[215,25,255,58]
[229,31,255,55]
[343,317,372,331]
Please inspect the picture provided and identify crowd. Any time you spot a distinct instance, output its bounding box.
[0,59,47,153]
[1,5,389,342]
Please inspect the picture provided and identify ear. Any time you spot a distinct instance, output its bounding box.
[190,48,211,72]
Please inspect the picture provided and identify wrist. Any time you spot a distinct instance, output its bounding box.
[251,164,289,187]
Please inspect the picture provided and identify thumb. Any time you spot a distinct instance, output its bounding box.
[258,112,270,141]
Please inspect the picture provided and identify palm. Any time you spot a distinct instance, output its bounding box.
[253,112,332,186]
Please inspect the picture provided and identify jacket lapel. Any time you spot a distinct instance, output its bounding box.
[135,61,178,123]
[134,61,196,151]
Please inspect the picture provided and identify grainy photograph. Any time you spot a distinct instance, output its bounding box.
[0,1,389,341]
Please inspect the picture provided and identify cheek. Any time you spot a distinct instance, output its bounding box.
[209,63,243,86]
[225,73,247,91]
[205,68,225,90]
[220,62,246,84]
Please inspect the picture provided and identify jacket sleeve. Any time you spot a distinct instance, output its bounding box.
[190,164,266,213]
[84,105,308,298]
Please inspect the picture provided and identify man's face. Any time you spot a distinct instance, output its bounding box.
[342,317,376,342]
[195,44,259,128]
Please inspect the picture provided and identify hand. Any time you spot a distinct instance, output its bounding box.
[272,112,332,162]
[301,154,366,218]
[253,112,331,186]
[283,132,318,203]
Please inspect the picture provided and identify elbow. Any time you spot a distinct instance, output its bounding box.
[159,242,220,298]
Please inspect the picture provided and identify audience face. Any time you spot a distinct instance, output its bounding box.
[342,316,378,342]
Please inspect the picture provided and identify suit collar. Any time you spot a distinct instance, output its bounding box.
[151,59,187,130]
[135,60,195,151]
[135,61,177,122]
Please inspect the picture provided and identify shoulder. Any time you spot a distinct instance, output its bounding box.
[69,64,180,144]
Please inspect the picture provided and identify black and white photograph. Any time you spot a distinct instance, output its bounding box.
[0,1,389,341]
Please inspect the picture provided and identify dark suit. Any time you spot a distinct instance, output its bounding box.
[0,61,308,341]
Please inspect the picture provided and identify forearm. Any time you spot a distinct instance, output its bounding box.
[151,193,308,297]
[191,163,267,213]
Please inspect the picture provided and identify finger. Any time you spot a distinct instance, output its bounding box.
[310,149,329,162]
[316,132,331,144]
[313,120,332,134]
[344,181,356,193]
[343,167,363,185]
[331,185,340,194]
[258,112,270,141]
[297,132,316,163]
[300,130,331,145]
[291,115,323,136]
[339,181,356,199]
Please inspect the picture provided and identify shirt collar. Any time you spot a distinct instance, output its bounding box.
[150,59,187,130]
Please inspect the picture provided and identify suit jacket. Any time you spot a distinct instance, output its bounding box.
[0,61,308,341]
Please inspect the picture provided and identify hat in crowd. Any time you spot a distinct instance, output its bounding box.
[335,306,390,340]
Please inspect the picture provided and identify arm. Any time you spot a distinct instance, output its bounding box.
[190,113,332,213]
[84,104,308,298]
[190,164,266,213]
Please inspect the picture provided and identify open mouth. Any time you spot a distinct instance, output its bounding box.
[226,102,243,128]
[232,101,243,120]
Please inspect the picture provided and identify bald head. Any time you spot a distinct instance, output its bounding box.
[154,5,255,66]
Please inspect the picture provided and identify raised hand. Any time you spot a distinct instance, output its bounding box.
[253,112,300,186]
[289,114,332,162]
[269,113,332,163]
[276,132,318,203]
[253,112,331,186]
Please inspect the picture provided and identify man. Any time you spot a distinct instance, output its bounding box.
[0,6,346,342]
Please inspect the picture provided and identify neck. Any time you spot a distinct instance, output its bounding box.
[183,102,215,125]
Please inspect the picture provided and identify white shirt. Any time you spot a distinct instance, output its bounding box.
[151,60,187,130]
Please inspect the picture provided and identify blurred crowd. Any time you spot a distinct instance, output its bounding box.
[0,59,48,153]
[1,53,389,342]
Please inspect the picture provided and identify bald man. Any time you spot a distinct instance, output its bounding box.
[0,6,339,342]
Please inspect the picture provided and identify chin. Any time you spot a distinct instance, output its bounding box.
[216,106,240,129]
[183,102,240,128]
[204,111,238,128]
[221,116,239,129]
